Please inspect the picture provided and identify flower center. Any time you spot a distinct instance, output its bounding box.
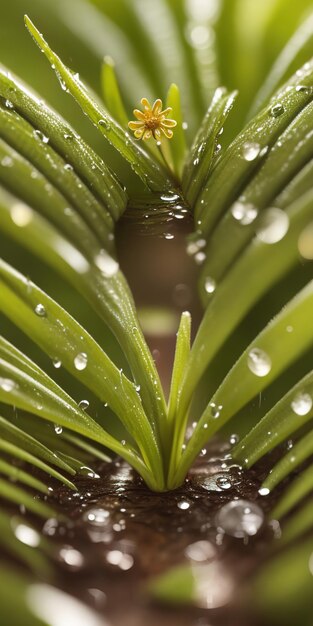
[145,116,160,130]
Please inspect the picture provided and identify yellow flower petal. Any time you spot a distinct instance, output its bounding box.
[143,129,152,140]
[134,128,145,139]
[159,107,173,118]
[154,128,162,139]
[133,109,146,121]
[161,127,174,139]
[128,120,145,130]
[152,99,163,115]
[161,119,177,128]
[141,97,151,110]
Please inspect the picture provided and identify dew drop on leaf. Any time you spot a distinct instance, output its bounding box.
[54,424,63,435]
[291,392,312,416]
[0,378,16,392]
[247,348,271,377]
[177,500,190,510]
[231,201,258,225]
[256,208,289,244]
[241,142,261,161]
[33,129,49,144]
[74,352,88,371]
[34,303,46,317]
[270,103,285,117]
[52,358,62,369]
[78,399,90,410]
[94,250,119,277]
[204,277,216,294]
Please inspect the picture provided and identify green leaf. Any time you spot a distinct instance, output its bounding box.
[0,64,126,222]
[0,458,49,495]
[183,87,237,206]
[271,464,313,518]
[262,430,313,494]
[25,15,173,191]
[194,59,313,234]
[198,97,313,288]
[0,260,164,488]
[0,478,56,519]
[165,83,187,179]
[168,311,191,423]
[233,370,313,469]
[101,56,129,127]
[171,272,313,486]
[0,102,115,247]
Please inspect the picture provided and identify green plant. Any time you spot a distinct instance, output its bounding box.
[1,1,313,623]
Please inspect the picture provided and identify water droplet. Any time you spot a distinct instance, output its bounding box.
[209,402,222,418]
[185,540,215,562]
[231,201,258,225]
[291,392,312,416]
[247,348,271,377]
[229,434,239,445]
[64,163,73,172]
[295,84,312,93]
[83,508,110,526]
[216,476,232,490]
[94,250,119,277]
[98,118,109,129]
[33,129,49,144]
[182,122,188,130]
[59,546,84,570]
[177,500,190,510]
[78,399,89,410]
[164,233,174,240]
[74,352,88,371]
[0,378,16,392]
[52,358,62,369]
[54,424,63,435]
[10,202,33,227]
[204,277,216,294]
[270,103,285,117]
[195,251,206,264]
[34,304,46,317]
[106,549,134,571]
[242,142,261,161]
[64,133,73,140]
[215,500,264,537]
[256,208,289,244]
[80,466,100,479]
[5,99,14,109]
[1,155,13,167]
[286,325,293,333]
[258,487,270,496]
[14,523,40,547]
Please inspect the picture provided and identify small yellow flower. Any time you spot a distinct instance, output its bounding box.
[128,97,177,141]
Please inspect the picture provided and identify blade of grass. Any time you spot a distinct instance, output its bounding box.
[165,83,187,180]
[271,464,313,518]
[0,478,56,519]
[101,56,129,127]
[0,64,126,221]
[25,15,173,191]
[262,430,313,493]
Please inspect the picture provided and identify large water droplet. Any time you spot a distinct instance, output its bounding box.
[215,500,264,537]
[247,348,271,377]
[270,103,285,117]
[291,392,312,416]
[0,378,16,392]
[242,142,261,161]
[34,304,46,317]
[74,352,88,371]
[10,203,33,227]
[231,201,258,225]
[256,208,289,244]
[52,358,62,369]
[78,399,90,411]
[185,540,216,562]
